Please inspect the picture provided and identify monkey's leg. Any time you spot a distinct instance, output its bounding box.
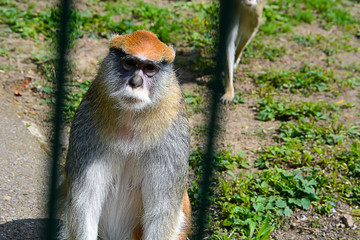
[141,188,189,240]
[140,153,189,239]
[136,191,190,240]
[234,30,257,68]
[221,20,240,104]
[178,191,191,240]
[60,161,111,240]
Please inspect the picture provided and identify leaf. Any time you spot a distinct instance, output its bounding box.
[289,198,302,207]
[335,99,345,105]
[303,186,315,195]
[260,181,269,189]
[281,171,291,177]
[258,216,275,240]
[248,219,257,238]
[259,225,275,240]
[240,162,251,169]
[275,199,287,208]
[227,170,236,179]
[306,179,318,186]
[254,203,265,212]
[258,216,270,235]
[265,202,275,210]
[284,206,293,217]
[284,189,295,197]
[301,198,311,210]
[222,219,234,227]
[41,86,53,94]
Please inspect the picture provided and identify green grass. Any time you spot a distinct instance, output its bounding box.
[183,89,205,115]
[188,146,347,239]
[189,113,360,238]
[242,40,287,63]
[262,0,360,35]
[252,64,360,97]
[292,33,358,56]
[0,0,219,122]
[255,95,340,121]
[253,65,339,96]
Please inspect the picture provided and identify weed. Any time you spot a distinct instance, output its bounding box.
[278,119,350,145]
[183,90,205,115]
[193,125,207,138]
[215,167,328,238]
[253,64,339,96]
[189,147,248,174]
[241,36,286,63]
[263,0,360,36]
[341,63,360,73]
[336,141,360,178]
[63,80,91,121]
[255,95,336,121]
[232,92,246,104]
[293,34,324,47]
[242,39,287,63]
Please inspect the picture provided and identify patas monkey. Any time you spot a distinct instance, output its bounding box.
[221,0,264,104]
[59,30,191,240]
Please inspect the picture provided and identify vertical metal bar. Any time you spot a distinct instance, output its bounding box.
[46,0,72,239]
[193,0,233,239]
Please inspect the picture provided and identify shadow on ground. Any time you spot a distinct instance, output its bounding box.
[0,218,50,240]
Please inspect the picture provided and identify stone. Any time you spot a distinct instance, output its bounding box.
[341,214,354,228]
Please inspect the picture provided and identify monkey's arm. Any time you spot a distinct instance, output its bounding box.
[141,117,190,240]
[60,101,112,240]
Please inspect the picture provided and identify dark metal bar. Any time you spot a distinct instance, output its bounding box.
[193,0,234,239]
[46,0,72,239]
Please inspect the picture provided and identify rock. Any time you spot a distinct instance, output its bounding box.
[337,223,346,228]
[300,214,309,221]
[341,214,354,228]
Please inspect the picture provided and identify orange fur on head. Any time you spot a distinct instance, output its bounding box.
[110,30,175,63]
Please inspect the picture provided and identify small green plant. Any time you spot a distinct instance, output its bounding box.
[279,119,349,145]
[336,141,360,179]
[232,92,246,104]
[255,138,311,168]
[252,216,275,240]
[216,167,327,238]
[242,39,287,62]
[253,65,339,96]
[255,95,335,121]
[63,80,91,121]
[189,147,248,173]
[183,90,205,115]
[263,0,360,36]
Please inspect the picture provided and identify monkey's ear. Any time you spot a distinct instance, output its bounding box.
[109,30,175,63]
[169,45,176,59]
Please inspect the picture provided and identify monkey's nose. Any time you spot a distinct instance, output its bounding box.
[129,76,143,88]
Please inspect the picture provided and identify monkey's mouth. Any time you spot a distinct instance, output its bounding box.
[121,87,151,107]
[123,96,141,103]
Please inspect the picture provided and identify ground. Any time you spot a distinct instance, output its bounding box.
[0,0,360,239]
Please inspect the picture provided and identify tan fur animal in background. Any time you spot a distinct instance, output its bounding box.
[221,0,265,104]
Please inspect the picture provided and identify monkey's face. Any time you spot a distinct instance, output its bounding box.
[101,49,170,111]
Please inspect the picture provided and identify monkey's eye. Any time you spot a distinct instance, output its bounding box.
[122,59,137,71]
[143,64,158,77]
